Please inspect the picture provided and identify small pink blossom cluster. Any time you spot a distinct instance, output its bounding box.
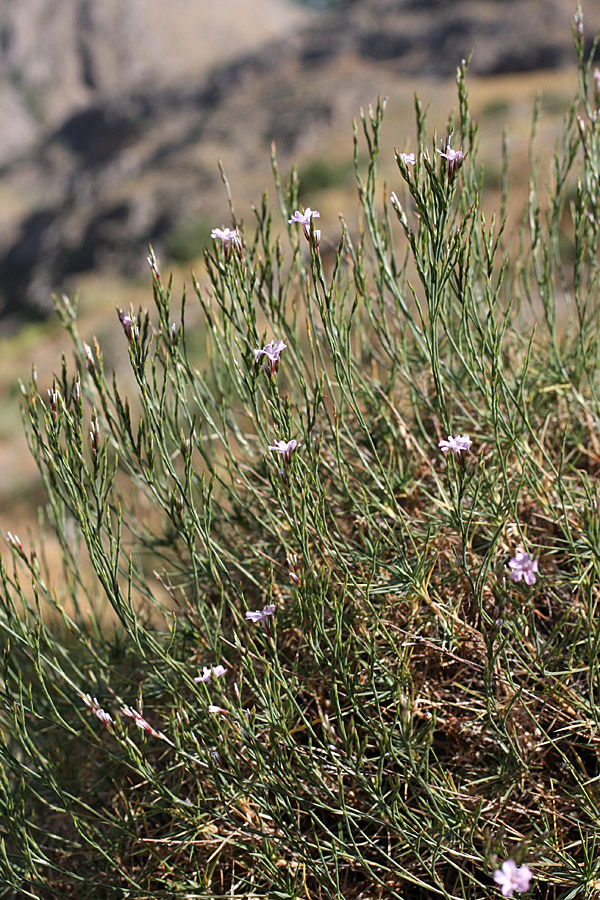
[118,308,138,344]
[393,137,464,189]
[396,151,416,168]
[81,604,279,732]
[269,439,299,467]
[198,605,277,718]
[194,664,226,684]
[212,205,322,260]
[82,694,115,730]
[121,705,172,742]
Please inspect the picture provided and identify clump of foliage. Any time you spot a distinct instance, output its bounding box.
[297,156,354,198]
[2,17,600,900]
[165,215,216,264]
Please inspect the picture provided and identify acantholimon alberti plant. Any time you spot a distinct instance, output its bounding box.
[2,13,600,900]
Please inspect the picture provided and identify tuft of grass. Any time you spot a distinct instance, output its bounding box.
[2,16,600,900]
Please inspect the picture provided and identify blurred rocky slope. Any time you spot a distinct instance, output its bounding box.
[0,0,598,319]
[0,0,306,161]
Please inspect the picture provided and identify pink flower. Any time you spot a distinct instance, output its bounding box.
[288,208,320,229]
[437,139,465,179]
[245,604,276,625]
[288,208,321,246]
[211,227,240,252]
[438,434,472,455]
[208,705,229,715]
[253,339,287,376]
[508,552,538,586]
[194,664,226,684]
[82,694,115,729]
[493,860,533,897]
[397,152,416,166]
[269,439,299,466]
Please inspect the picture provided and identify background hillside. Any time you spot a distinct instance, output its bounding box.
[0,0,598,320]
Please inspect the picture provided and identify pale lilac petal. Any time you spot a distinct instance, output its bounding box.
[514,865,533,892]
[245,604,276,625]
[268,439,299,465]
[194,664,226,684]
[508,553,538,585]
[211,227,240,248]
[438,434,472,456]
[493,860,532,897]
[288,208,320,226]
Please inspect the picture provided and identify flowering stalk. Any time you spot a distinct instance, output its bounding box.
[120,705,172,744]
